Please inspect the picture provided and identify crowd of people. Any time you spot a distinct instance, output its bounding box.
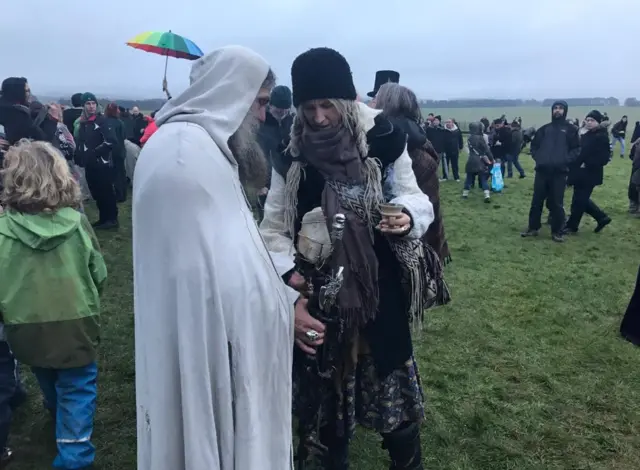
[0,44,638,470]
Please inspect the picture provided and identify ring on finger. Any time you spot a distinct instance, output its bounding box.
[305,330,320,342]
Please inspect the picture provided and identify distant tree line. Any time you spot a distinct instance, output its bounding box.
[419,97,627,108]
[57,97,166,111]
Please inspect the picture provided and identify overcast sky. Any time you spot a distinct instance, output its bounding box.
[2,0,636,100]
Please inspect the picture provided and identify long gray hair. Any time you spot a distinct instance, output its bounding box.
[283,99,382,236]
[287,99,369,158]
[374,83,423,125]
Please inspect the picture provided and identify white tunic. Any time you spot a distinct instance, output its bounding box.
[133,46,296,470]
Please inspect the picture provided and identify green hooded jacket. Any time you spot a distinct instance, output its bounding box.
[0,208,107,368]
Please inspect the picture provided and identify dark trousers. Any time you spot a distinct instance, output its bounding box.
[506,153,526,177]
[0,342,16,452]
[448,152,460,180]
[112,157,128,203]
[464,172,489,190]
[528,171,566,234]
[629,176,639,203]
[85,165,118,223]
[566,184,608,230]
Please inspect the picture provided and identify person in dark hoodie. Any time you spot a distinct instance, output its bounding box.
[0,77,46,146]
[611,115,627,157]
[490,118,513,178]
[521,100,580,242]
[74,92,119,229]
[563,110,612,234]
[507,120,526,178]
[129,106,148,146]
[63,93,84,133]
[464,122,494,202]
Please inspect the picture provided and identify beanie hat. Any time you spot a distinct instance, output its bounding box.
[291,47,357,107]
[434,115,442,121]
[82,92,98,105]
[270,85,292,109]
[586,109,603,123]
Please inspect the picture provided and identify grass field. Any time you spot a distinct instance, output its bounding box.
[422,106,640,131]
[9,139,640,469]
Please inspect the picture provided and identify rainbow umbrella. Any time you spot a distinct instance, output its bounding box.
[126,30,204,95]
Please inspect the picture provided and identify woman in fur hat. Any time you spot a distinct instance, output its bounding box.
[261,47,448,470]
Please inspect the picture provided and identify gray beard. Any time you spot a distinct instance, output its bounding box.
[228,111,268,191]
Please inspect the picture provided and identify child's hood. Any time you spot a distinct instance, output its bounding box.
[0,207,81,251]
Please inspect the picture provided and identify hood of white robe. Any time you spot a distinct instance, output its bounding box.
[154,45,270,166]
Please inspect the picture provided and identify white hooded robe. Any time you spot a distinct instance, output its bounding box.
[133,46,296,470]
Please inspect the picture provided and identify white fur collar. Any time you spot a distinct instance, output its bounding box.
[357,101,382,132]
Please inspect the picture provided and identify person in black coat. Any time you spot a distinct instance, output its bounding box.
[564,110,612,234]
[105,103,128,203]
[75,93,119,229]
[521,101,580,242]
[425,116,447,179]
[0,77,46,145]
[443,118,463,181]
[62,93,83,133]
[621,266,640,346]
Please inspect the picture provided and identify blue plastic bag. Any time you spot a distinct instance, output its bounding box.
[491,162,504,192]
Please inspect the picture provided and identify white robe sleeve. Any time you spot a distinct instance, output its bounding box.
[388,148,435,240]
[259,169,296,277]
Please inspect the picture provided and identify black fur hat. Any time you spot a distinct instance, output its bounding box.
[367,70,400,98]
[291,48,357,108]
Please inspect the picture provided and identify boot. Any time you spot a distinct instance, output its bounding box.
[629,201,639,214]
[382,423,424,470]
[483,190,491,203]
[462,190,469,199]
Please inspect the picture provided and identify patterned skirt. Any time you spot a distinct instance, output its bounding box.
[293,353,424,438]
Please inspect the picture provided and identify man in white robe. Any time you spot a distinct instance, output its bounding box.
[133,46,300,470]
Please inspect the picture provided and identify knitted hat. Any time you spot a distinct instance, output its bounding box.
[291,48,357,107]
[270,85,292,109]
[586,109,603,123]
[82,92,98,105]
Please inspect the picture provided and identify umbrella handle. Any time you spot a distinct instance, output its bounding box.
[163,54,169,91]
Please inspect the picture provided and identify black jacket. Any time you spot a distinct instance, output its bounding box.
[443,126,463,157]
[568,127,610,187]
[105,117,127,163]
[0,99,46,144]
[258,111,295,188]
[130,114,148,145]
[74,114,117,169]
[62,107,82,134]
[530,104,580,173]
[612,120,628,139]
[510,128,524,155]
[425,125,446,153]
[490,125,512,160]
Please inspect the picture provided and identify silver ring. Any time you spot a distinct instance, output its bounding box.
[305,330,320,341]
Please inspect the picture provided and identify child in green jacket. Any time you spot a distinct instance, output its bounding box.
[0,139,107,470]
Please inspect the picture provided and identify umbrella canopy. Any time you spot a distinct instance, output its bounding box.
[126,31,203,60]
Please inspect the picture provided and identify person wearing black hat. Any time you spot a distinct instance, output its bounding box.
[521,100,580,242]
[75,92,119,229]
[255,85,295,221]
[563,110,612,234]
[261,47,439,470]
[367,70,400,104]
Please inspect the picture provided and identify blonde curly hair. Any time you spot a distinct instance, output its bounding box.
[1,139,81,213]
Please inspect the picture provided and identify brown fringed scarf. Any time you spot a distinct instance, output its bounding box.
[295,126,383,327]
[284,127,451,330]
